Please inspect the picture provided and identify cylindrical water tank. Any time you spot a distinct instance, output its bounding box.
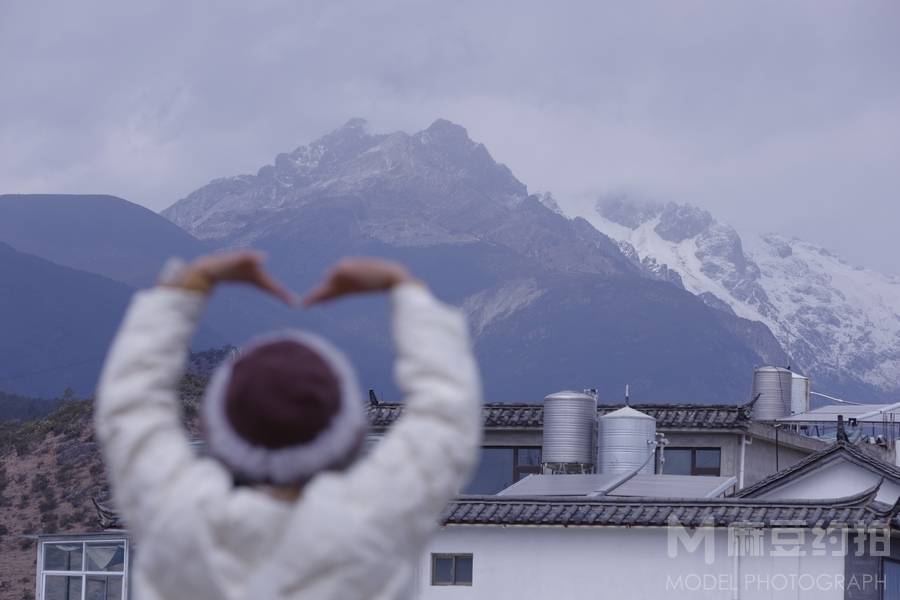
[751,366,793,420]
[542,391,597,465]
[791,372,810,415]
[597,406,657,475]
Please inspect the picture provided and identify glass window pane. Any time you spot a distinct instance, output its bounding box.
[515,448,542,467]
[44,575,82,600]
[695,449,721,475]
[44,543,83,571]
[663,449,692,475]
[86,542,125,572]
[86,575,123,600]
[432,556,454,585]
[885,559,900,600]
[695,449,721,470]
[464,448,514,494]
[454,556,473,584]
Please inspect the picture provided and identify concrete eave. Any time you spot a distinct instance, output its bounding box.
[747,422,829,452]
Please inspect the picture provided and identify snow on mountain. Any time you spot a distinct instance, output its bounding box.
[576,197,900,400]
[165,118,530,245]
[165,118,634,277]
[159,119,786,404]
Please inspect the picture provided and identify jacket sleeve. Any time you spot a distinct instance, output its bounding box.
[94,287,215,537]
[299,283,483,555]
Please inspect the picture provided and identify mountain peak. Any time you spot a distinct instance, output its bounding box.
[655,203,714,243]
[319,117,374,144]
[165,117,534,242]
[595,195,662,229]
[294,117,381,169]
[422,118,471,144]
[338,117,369,132]
[587,196,900,401]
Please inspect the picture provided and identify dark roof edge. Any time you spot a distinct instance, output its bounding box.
[456,484,884,510]
[736,441,900,498]
[372,400,754,410]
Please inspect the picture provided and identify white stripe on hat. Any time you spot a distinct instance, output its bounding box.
[202,330,366,485]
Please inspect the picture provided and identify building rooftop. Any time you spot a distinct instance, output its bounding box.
[498,473,737,499]
[95,483,893,531]
[369,400,755,430]
[444,484,895,528]
[736,440,900,498]
[777,403,900,424]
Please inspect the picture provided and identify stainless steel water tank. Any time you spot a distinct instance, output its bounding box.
[790,372,811,415]
[751,366,793,420]
[597,406,657,475]
[542,390,597,465]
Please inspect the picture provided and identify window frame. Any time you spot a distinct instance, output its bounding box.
[464,446,542,494]
[663,447,722,476]
[512,447,542,482]
[37,536,129,600]
[883,557,900,600]
[430,553,474,587]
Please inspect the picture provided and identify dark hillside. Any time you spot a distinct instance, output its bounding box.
[0,243,223,397]
[0,371,210,600]
[0,194,205,288]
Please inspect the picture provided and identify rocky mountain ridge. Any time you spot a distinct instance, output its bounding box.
[164,119,634,277]
[580,196,900,400]
[158,119,786,404]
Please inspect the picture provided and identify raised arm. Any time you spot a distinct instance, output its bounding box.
[302,259,483,553]
[95,251,292,535]
[95,284,207,535]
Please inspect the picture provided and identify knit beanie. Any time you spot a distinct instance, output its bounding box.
[202,331,367,486]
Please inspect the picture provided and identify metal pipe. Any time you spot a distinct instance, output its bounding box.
[738,435,748,489]
[589,437,661,496]
[810,391,863,405]
[774,424,781,471]
[855,401,900,421]
[708,476,738,498]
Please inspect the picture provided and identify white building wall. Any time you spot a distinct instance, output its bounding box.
[754,458,900,504]
[416,526,849,600]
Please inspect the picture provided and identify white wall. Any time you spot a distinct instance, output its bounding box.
[754,457,900,504]
[416,526,850,600]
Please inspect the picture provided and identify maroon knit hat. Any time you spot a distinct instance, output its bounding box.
[202,331,367,485]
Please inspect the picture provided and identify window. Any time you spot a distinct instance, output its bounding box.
[40,539,127,600]
[885,559,900,600]
[431,554,473,586]
[464,447,541,494]
[663,447,721,476]
[514,447,541,482]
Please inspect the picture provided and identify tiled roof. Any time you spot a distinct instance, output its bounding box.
[736,440,900,498]
[443,485,896,528]
[600,403,753,429]
[368,401,754,430]
[92,498,121,530]
[96,485,894,532]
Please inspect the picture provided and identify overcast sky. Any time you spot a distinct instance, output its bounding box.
[2,1,898,273]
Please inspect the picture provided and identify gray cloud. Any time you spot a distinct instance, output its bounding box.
[2,0,898,272]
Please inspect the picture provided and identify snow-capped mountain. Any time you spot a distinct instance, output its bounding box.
[164,118,632,277]
[159,119,785,404]
[579,197,900,400]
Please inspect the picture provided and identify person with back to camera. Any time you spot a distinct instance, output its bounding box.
[94,251,483,599]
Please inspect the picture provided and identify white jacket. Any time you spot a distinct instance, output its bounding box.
[95,283,482,600]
